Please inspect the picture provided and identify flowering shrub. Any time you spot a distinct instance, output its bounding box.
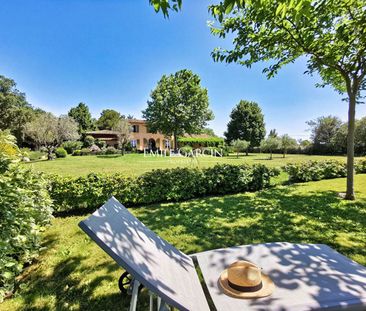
[284,160,347,182]
[0,165,53,301]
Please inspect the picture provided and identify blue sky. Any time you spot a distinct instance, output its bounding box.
[1,0,365,138]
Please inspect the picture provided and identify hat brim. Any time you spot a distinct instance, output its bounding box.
[219,269,275,299]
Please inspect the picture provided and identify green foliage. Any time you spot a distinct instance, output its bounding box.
[55,147,67,158]
[142,69,213,149]
[0,75,33,142]
[179,145,193,155]
[231,139,250,157]
[61,141,83,154]
[280,134,298,157]
[105,146,118,155]
[177,137,223,147]
[0,130,20,171]
[284,160,348,182]
[24,113,79,150]
[0,164,53,301]
[96,109,122,130]
[355,158,366,174]
[68,102,94,134]
[225,101,265,147]
[48,164,279,212]
[149,0,182,17]
[261,136,281,159]
[83,135,95,147]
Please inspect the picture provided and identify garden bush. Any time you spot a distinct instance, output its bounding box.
[0,164,53,301]
[61,141,83,154]
[55,147,67,158]
[105,146,119,155]
[355,158,366,174]
[284,160,347,182]
[48,164,279,212]
[83,135,95,147]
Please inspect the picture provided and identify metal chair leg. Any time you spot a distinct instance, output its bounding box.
[129,280,140,311]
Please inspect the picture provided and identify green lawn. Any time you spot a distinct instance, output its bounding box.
[2,175,365,311]
[25,153,351,177]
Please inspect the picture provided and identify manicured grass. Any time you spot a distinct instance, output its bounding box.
[25,153,351,177]
[2,175,365,310]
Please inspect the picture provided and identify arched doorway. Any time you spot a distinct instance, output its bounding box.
[148,138,156,151]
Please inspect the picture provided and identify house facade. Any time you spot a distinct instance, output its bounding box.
[86,119,171,151]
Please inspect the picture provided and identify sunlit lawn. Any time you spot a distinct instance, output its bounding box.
[2,175,365,311]
[25,153,351,177]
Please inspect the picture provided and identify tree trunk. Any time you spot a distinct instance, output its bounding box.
[270,151,273,160]
[237,151,239,158]
[173,132,178,152]
[345,94,356,200]
[246,148,249,156]
[283,150,286,158]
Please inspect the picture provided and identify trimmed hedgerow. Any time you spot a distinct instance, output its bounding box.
[48,164,280,213]
[284,160,347,182]
[0,164,53,301]
[177,137,224,147]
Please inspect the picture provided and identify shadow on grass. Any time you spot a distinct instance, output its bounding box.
[136,186,366,263]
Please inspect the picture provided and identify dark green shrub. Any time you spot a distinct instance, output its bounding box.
[178,137,224,147]
[284,160,347,182]
[105,146,118,155]
[48,164,279,212]
[0,165,53,301]
[55,147,67,158]
[83,135,95,147]
[61,141,83,154]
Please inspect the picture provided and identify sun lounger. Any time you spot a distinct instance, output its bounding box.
[79,197,366,311]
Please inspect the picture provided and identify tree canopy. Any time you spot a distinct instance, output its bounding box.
[142,69,213,150]
[231,139,250,157]
[0,75,33,141]
[68,102,94,134]
[208,0,366,200]
[225,100,265,147]
[113,118,132,155]
[280,134,297,157]
[96,109,122,130]
[24,113,79,158]
[261,136,281,160]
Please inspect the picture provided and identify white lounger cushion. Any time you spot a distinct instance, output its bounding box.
[79,197,210,311]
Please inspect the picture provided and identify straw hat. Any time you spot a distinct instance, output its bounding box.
[219,260,275,299]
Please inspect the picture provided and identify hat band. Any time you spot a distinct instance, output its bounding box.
[228,280,263,293]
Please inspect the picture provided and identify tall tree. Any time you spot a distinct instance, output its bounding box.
[280,134,297,158]
[96,109,122,130]
[307,116,343,148]
[268,129,278,138]
[0,75,33,141]
[68,102,94,134]
[207,1,366,200]
[113,118,132,156]
[142,69,213,150]
[225,100,266,148]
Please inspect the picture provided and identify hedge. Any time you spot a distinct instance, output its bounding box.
[0,164,53,301]
[177,137,224,147]
[284,159,366,183]
[49,164,280,212]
